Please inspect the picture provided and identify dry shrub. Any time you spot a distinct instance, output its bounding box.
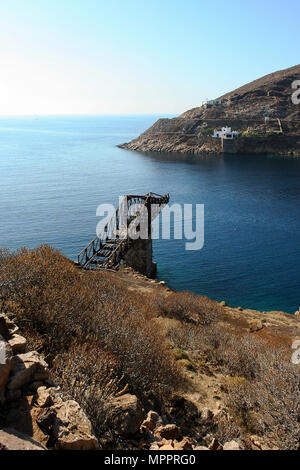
[53,343,122,437]
[214,407,243,444]
[166,323,204,351]
[0,245,180,401]
[0,245,93,359]
[195,323,300,449]
[216,330,266,380]
[157,291,221,326]
[173,322,266,380]
[222,342,300,449]
[92,297,181,395]
[0,248,10,264]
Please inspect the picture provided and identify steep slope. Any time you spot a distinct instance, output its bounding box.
[120,64,300,155]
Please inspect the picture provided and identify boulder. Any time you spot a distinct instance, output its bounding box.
[168,394,199,435]
[8,334,27,354]
[159,444,174,450]
[148,410,162,423]
[36,408,57,435]
[154,424,181,441]
[202,433,213,445]
[35,386,55,408]
[141,410,162,432]
[208,437,223,450]
[193,445,210,450]
[1,315,19,335]
[8,351,50,390]
[106,394,145,437]
[200,407,214,424]
[294,310,300,319]
[0,335,13,403]
[0,428,46,451]
[158,439,173,446]
[173,437,193,450]
[250,435,263,449]
[223,440,241,450]
[52,400,99,450]
[37,399,99,450]
[249,319,263,332]
[29,381,44,392]
[0,315,11,340]
[149,443,160,450]
[5,396,49,447]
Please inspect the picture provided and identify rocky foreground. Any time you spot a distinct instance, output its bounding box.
[0,247,299,451]
[0,312,245,451]
[120,64,300,156]
[0,313,98,450]
[1,265,299,450]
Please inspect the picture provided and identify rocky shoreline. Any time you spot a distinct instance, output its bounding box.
[119,132,300,156]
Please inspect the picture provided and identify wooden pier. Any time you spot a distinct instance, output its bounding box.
[76,192,169,276]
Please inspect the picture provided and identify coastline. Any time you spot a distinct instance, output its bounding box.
[119,133,300,157]
[115,264,298,318]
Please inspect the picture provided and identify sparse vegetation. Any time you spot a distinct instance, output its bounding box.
[163,313,300,449]
[223,344,300,450]
[0,245,180,436]
[241,130,282,137]
[0,245,299,449]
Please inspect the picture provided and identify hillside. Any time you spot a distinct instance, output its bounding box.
[120,64,300,155]
[0,246,299,450]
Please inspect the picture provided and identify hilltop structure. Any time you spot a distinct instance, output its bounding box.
[120,64,300,156]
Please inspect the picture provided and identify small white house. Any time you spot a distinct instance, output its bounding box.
[212,127,239,140]
[203,99,222,107]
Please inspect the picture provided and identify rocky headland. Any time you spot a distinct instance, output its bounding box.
[120,64,300,156]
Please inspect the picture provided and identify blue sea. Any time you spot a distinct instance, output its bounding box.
[0,115,299,314]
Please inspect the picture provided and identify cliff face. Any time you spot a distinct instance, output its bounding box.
[120,64,300,155]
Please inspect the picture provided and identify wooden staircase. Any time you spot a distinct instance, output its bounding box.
[76,192,169,270]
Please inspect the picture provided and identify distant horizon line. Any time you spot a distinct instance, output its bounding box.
[0,112,178,119]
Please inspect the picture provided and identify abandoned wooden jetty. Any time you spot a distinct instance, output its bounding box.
[76,192,169,277]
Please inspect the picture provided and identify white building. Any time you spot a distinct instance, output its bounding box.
[202,99,222,107]
[212,127,239,140]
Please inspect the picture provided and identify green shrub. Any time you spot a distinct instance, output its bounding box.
[199,128,214,136]
[172,347,190,361]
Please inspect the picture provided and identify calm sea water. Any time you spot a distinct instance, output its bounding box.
[0,115,299,313]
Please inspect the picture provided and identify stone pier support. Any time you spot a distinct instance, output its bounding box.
[123,238,156,277]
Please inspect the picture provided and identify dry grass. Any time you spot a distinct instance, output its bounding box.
[196,324,300,450]
[223,345,300,450]
[53,343,122,437]
[163,313,300,450]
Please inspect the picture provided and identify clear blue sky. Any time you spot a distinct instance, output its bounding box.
[0,0,299,115]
